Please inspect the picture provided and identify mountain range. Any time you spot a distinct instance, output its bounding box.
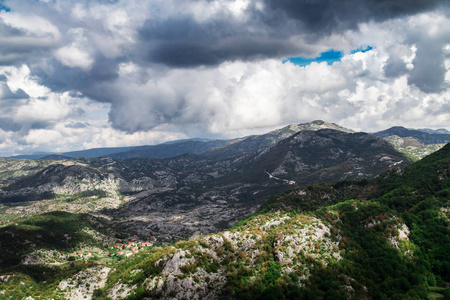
[0,121,409,242]
[6,122,449,163]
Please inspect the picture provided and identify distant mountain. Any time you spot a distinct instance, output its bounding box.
[62,146,136,158]
[416,128,450,134]
[63,120,353,160]
[3,121,353,160]
[4,139,233,160]
[5,147,137,160]
[373,126,450,144]
[108,139,232,159]
[39,154,72,160]
[8,153,53,160]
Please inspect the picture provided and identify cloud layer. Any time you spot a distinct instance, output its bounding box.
[0,0,449,156]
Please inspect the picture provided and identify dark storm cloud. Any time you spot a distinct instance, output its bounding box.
[138,15,300,67]
[33,55,120,101]
[137,9,307,67]
[135,0,446,68]
[263,0,443,33]
[408,42,446,93]
[407,30,450,93]
[149,37,299,67]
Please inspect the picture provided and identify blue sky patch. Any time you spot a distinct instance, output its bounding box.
[285,49,343,67]
[351,45,373,54]
[286,46,373,67]
[0,2,10,12]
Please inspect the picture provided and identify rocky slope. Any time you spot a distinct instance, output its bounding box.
[383,135,446,161]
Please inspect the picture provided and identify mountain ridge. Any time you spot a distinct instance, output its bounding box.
[4,120,354,160]
[5,122,448,160]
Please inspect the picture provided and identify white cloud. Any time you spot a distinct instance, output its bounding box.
[24,128,62,145]
[54,45,94,70]
[15,93,72,123]
[0,65,50,98]
[0,129,15,152]
[0,12,60,39]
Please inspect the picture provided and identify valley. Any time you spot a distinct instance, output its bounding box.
[1,122,410,242]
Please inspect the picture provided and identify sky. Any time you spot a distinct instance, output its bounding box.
[0,0,449,156]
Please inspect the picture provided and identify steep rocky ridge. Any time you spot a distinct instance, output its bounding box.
[220,129,406,185]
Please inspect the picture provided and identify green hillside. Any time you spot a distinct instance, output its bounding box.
[0,212,126,299]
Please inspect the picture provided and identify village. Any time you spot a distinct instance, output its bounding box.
[75,235,157,260]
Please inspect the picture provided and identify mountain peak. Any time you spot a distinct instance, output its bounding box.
[295,120,355,133]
